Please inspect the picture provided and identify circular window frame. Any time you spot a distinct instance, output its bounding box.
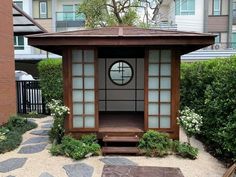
[108,60,134,86]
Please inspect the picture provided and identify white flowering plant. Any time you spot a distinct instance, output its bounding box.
[47,99,70,144]
[178,107,203,145]
[0,127,9,142]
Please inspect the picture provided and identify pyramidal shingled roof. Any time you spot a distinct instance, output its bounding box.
[27,26,215,55]
[28,26,213,37]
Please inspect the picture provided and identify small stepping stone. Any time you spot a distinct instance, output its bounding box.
[0,158,27,173]
[63,163,94,177]
[42,120,53,124]
[100,157,137,166]
[30,130,49,136]
[22,137,49,145]
[18,143,47,154]
[41,123,52,129]
[39,172,54,177]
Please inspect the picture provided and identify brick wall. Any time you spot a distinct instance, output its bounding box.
[0,1,16,125]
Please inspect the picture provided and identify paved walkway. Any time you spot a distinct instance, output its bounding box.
[0,116,226,177]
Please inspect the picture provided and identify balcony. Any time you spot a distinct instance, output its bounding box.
[150,22,177,31]
[56,12,85,31]
[203,43,236,50]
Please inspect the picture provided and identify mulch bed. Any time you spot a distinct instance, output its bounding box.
[102,165,185,177]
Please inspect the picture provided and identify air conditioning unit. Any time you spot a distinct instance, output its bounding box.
[214,44,221,50]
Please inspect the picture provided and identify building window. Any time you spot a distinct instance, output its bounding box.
[232,33,236,48]
[39,1,47,18]
[109,61,133,86]
[14,1,23,10]
[14,36,24,50]
[175,0,195,15]
[62,4,79,21]
[213,0,221,15]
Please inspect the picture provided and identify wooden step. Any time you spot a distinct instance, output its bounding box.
[102,147,139,154]
[103,135,139,143]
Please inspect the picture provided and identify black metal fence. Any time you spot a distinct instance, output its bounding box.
[16,80,47,114]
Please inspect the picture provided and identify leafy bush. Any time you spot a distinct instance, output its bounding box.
[0,115,37,153]
[50,135,101,160]
[172,141,198,159]
[47,99,69,144]
[7,115,27,128]
[181,56,236,163]
[138,130,199,159]
[38,59,63,103]
[80,134,98,145]
[138,130,172,157]
[178,107,203,144]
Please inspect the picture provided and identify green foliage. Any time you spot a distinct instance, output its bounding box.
[0,131,22,153]
[138,130,199,159]
[172,141,198,160]
[37,59,63,103]
[78,0,140,28]
[178,107,203,144]
[50,135,101,160]
[80,134,98,145]
[8,115,27,128]
[181,56,236,162]
[47,100,69,144]
[0,115,37,153]
[138,130,172,157]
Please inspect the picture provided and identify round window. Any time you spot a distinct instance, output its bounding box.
[109,61,133,86]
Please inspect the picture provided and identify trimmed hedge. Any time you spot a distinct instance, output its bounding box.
[181,56,236,163]
[37,59,63,103]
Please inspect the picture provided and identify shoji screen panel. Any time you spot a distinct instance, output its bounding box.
[72,50,96,129]
[147,50,172,129]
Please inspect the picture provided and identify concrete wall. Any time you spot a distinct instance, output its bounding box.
[0,1,16,125]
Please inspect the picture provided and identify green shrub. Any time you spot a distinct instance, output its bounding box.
[178,107,203,145]
[0,115,37,153]
[0,131,22,153]
[172,141,198,159]
[138,130,172,157]
[37,59,63,103]
[181,56,236,162]
[47,100,69,144]
[80,134,97,145]
[50,135,101,160]
[7,115,27,128]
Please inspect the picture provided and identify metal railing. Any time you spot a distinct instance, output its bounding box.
[56,11,85,21]
[16,80,47,114]
[203,43,236,50]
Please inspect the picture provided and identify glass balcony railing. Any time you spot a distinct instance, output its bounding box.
[203,42,236,50]
[56,11,85,21]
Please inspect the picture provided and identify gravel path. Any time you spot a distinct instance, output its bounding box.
[0,116,226,177]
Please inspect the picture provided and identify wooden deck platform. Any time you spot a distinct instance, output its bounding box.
[98,112,144,139]
[99,112,144,132]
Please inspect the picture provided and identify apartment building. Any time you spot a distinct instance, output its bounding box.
[13,0,85,77]
[157,0,236,61]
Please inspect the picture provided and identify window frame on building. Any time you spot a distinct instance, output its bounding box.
[175,0,195,16]
[14,1,23,10]
[213,0,221,16]
[39,1,47,18]
[14,36,24,50]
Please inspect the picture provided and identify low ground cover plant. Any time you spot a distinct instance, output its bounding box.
[138,130,199,159]
[50,135,101,160]
[181,57,236,163]
[0,116,37,153]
